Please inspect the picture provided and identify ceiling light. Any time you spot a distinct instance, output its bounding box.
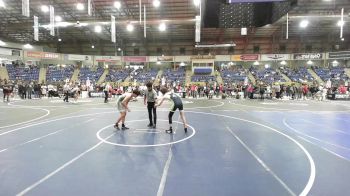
[0,0,5,8]
[280,60,287,65]
[337,20,345,27]
[76,3,84,10]
[299,20,309,28]
[58,38,62,42]
[91,45,95,49]
[264,64,270,69]
[118,48,121,51]
[307,60,313,65]
[193,0,200,7]
[114,1,121,9]
[0,40,6,46]
[41,5,49,13]
[156,61,161,65]
[126,24,134,32]
[159,22,166,31]
[55,16,62,22]
[241,28,247,36]
[253,61,259,66]
[23,44,33,49]
[341,38,345,41]
[332,60,338,64]
[180,62,185,66]
[153,0,160,8]
[94,25,102,33]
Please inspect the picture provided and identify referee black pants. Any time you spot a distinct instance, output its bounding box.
[147,102,157,125]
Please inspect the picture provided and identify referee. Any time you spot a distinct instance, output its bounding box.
[144,81,157,128]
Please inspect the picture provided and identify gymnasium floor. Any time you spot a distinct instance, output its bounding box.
[1,96,350,196]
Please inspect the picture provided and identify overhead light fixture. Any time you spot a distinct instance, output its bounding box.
[94,25,102,33]
[280,60,287,65]
[41,5,49,13]
[153,0,160,8]
[241,27,247,35]
[55,16,62,22]
[126,23,134,32]
[76,3,84,10]
[159,22,166,32]
[114,1,121,9]
[337,20,345,27]
[0,0,5,8]
[0,40,6,46]
[307,60,313,65]
[299,20,309,28]
[23,44,33,49]
[156,61,161,65]
[253,61,259,66]
[264,64,270,69]
[91,45,95,49]
[195,43,236,48]
[58,38,62,42]
[341,38,345,41]
[193,0,200,7]
[332,60,339,64]
[118,48,121,51]
[180,62,185,66]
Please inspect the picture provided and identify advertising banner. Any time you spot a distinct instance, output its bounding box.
[191,55,215,60]
[67,54,91,61]
[231,54,259,61]
[27,51,60,59]
[293,53,323,60]
[328,51,350,59]
[157,56,174,62]
[260,54,290,61]
[123,56,148,62]
[95,56,121,62]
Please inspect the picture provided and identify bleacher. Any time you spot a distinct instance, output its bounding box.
[191,75,216,82]
[163,67,186,83]
[106,68,131,82]
[221,68,247,84]
[131,68,158,83]
[6,64,40,81]
[79,67,104,83]
[251,67,285,84]
[46,66,74,82]
[314,67,349,83]
[281,67,314,82]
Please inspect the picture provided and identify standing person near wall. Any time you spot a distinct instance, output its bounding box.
[144,81,157,128]
[63,82,70,102]
[104,82,111,103]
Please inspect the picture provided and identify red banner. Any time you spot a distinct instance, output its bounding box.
[123,56,148,62]
[27,51,60,59]
[231,54,259,61]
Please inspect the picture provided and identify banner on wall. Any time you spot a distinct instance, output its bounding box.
[95,56,121,62]
[27,51,60,59]
[123,56,148,62]
[293,53,323,60]
[191,55,215,60]
[328,51,350,59]
[66,54,91,61]
[157,56,174,62]
[260,54,289,61]
[231,54,259,61]
[0,48,13,56]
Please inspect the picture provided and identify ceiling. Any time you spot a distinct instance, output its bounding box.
[0,0,349,51]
